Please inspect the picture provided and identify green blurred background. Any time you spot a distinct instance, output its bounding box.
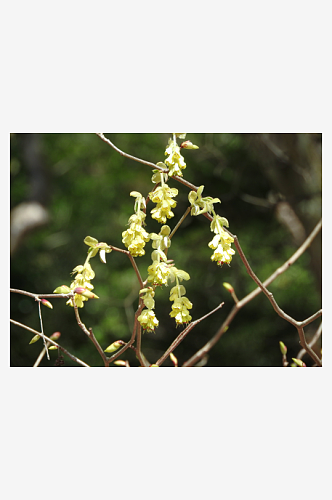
[10,133,322,367]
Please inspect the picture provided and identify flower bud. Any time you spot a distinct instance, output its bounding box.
[48,346,58,350]
[149,364,159,367]
[74,287,99,299]
[114,360,127,366]
[29,334,41,344]
[292,358,306,367]
[223,282,234,293]
[279,341,287,355]
[180,140,199,149]
[41,299,53,309]
[104,341,122,353]
[50,331,61,340]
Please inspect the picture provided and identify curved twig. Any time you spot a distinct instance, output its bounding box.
[155,303,224,366]
[183,220,322,367]
[10,319,90,367]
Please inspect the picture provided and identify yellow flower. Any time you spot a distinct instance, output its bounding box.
[149,185,178,224]
[122,223,150,257]
[188,185,221,216]
[208,213,235,267]
[138,309,159,333]
[164,139,187,177]
[83,236,112,263]
[122,192,150,256]
[170,297,193,325]
[208,230,235,266]
[147,261,171,286]
[169,282,192,326]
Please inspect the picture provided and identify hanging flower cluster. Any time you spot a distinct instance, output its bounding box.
[137,287,159,333]
[164,133,198,177]
[53,236,110,307]
[209,214,235,266]
[147,225,172,286]
[188,186,235,267]
[149,172,178,224]
[122,191,150,257]
[168,267,192,325]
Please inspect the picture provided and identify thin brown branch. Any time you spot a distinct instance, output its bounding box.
[297,322,322,361]
[183,219,323,367]
[10,319,90,367]
[155,303,224,366]
[299,309,322,328]
[71,299,109,366]
[169,207,191,240]
[109,245,144,289]
[96,133,199,192]
[106,302,145,364]
[182,305,238,367]
[135,323,146,367]
[33,341,51,367]
[296,327,322,366]
[10,288,74,300]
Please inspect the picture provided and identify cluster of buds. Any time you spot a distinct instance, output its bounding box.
[122,192,150,257]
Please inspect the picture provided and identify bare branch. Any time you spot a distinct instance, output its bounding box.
[10,288,74,300]
[96,133,199,192]
[109,245,144,289]
[183,220,322,367]
[10,319,90,367]
[155,303,224,367]
[297,322,322,361]
[71,298,109,367]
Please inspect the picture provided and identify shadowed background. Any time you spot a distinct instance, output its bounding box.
[10,133,322,367]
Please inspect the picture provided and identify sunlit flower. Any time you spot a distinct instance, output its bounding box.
[208,229,235,266]
[169,278,192,326]
[122,192,150,257]
[122,223,150,257]
[164,138,187,177]
[137,309,159,333]
[169,296,193,325]
[149,185,178,224]
[147,260,171,286]
[83,236,112,263]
